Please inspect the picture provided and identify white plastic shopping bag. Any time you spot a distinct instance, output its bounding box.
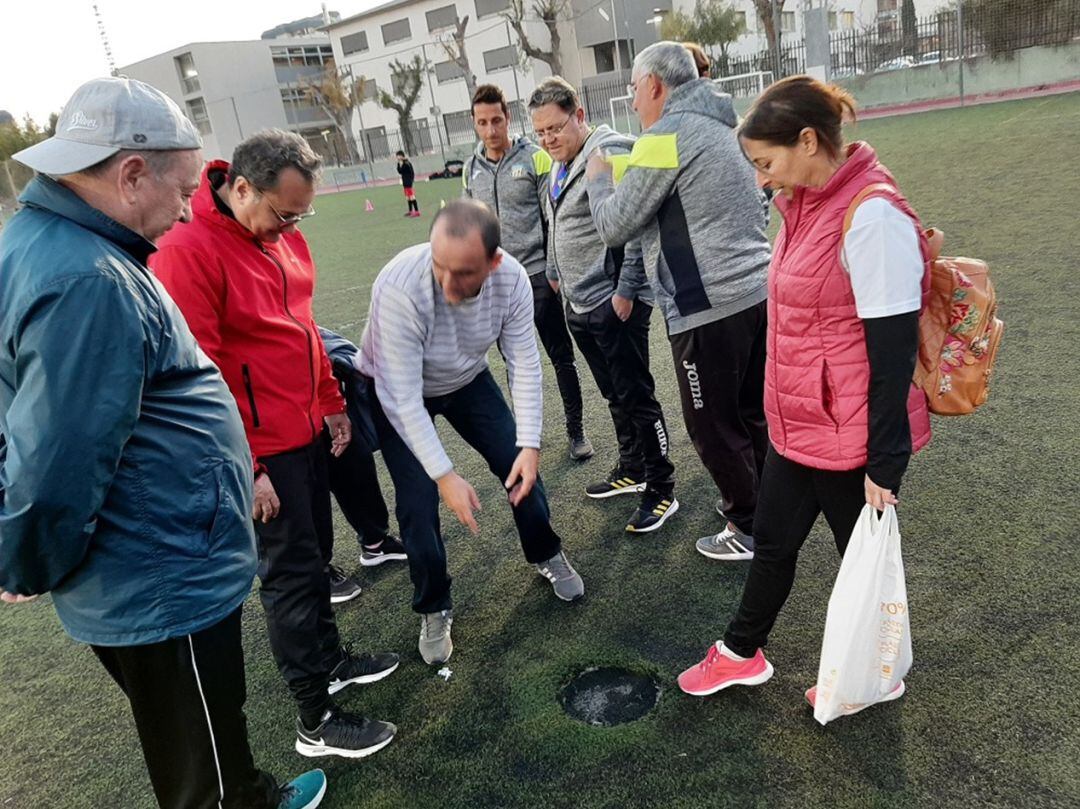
[813,504,912,725]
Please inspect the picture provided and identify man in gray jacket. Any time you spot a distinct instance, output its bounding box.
[586,42,773,561]
[463,83,592,461]
[529,77,677,534]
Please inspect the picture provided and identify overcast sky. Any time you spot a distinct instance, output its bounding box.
[1,0,379,124]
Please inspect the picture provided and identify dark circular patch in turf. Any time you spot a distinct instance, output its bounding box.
[560,667,660,726]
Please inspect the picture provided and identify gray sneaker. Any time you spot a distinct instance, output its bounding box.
[696,524,755,561]
[536,551,585,602]
[569,433,595,461]
[419,609,453,665]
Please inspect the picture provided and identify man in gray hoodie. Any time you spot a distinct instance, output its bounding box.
[463,83,592,462]
[586,42,773,561]
[529,77,678,534]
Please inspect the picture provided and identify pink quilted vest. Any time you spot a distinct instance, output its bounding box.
[766,141,932,471]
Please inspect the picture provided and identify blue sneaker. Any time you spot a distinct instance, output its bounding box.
[278,769,327,809]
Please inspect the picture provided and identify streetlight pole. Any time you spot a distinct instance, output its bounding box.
[956,0,965,106]
[346,65,376,180]
[420,43,448,162]
[599,3,622,75]
[505,19,525,136]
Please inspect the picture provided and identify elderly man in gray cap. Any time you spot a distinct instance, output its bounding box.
[0,78,326,809]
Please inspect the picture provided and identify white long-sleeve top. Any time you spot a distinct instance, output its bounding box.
[358,243,543,480]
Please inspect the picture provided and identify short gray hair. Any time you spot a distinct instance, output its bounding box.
[633,41,698,89]
[228,129,322,190]
[527,77,580,114]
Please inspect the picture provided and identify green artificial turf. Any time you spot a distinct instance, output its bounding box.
[2,93,1079,809]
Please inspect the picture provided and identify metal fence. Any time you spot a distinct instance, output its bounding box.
[580,71,632,123]
[714,1,1080,81]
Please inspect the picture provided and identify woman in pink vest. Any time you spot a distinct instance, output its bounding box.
[678,76,931,709]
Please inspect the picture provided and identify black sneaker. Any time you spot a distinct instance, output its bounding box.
[360,535,408,567]
[327,645,400,695]
[625,492,680,533]
[295,707,396,759]
[328,565,361,605]
[585,466,647,499]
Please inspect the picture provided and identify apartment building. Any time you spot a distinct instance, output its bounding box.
[119,36,348,163]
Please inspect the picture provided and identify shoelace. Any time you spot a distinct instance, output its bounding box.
[324,708,377,747]
[279,783,300,805]
[421,612,451,639]
[540,553,572,581]
[700,644,721,672]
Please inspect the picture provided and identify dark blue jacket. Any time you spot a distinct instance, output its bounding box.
[0,176,258,646]
[318,326,379,454]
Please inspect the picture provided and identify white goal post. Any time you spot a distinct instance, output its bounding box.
[713,70,774,98]
[609,94,635,136]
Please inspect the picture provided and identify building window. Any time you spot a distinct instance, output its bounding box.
[483,44,517,72]
[426,4,459,32]
[355,77,379,102]
[829,11,837,30]
[841,11,855,29]
[175,52,200,95]
[734,10,747,30]
[591,41,631,74]
[382,18,411,45]
[391,71,412,96]
[781,11,795,33]
[341,31,369,55]
[185,97,211,135]
[475,0,510,18]
[434,59,466,84]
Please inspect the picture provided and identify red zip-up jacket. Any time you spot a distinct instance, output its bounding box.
[150,161,345,464]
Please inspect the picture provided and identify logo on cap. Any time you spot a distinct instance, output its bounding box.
[67,111,100,132]
[133,133,147,143]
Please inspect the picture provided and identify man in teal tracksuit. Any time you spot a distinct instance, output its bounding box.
[0,78,324,808]
[462,83,592,462]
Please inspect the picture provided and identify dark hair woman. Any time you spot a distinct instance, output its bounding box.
[678,76,932,714]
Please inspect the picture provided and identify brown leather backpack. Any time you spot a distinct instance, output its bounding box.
[844,185,1003,416]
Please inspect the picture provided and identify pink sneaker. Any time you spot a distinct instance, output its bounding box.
[677,644,774,696]
[804,680,906,716]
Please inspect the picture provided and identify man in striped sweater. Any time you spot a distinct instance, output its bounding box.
[358,199,584,665]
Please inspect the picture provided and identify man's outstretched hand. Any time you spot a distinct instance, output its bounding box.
[438,471,481,535]
[504,448,540,507]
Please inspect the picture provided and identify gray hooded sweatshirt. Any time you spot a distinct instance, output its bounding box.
[587,79,771,335]
[462,136,552,276]
[546,125,652,314]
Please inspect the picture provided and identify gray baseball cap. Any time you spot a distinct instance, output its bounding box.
[13,77,203,176]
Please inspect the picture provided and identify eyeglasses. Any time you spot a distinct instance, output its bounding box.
[534,112,575,141]
[257,188,316,225]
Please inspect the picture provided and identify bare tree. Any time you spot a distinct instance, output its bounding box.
[379,55,428,155]
[751,0,787,77]
[298,61,363,163]
[503,0,568,77]
[440,15,478,99]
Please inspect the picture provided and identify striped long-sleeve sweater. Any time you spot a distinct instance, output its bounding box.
[357,242,543,480]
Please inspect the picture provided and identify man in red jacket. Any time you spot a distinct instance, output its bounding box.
[152,130,399,760]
